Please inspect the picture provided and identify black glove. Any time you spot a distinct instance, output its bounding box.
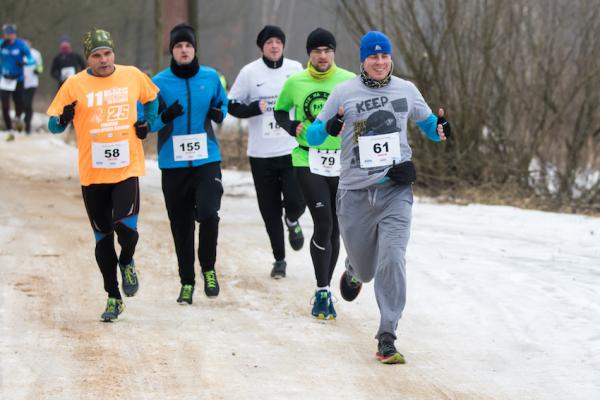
[207,102,224,123]
[386,160,416,185]
[437,116,451,139]
[134,120,150,139]
[326,111,344,136]
[16,60,26,67]
[59,101,77,126]
[161,100,184,124]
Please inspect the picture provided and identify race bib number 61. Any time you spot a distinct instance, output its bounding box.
[358,132,401,168]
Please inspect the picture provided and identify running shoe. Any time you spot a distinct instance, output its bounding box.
[177,284,194,305]
[101,297,124,322]
[340,270,362,302]
[203,270,220,297]
[270,260,287,279]
[311,289,333,320]
[119,260,139,297]
[285,217,304,251]
[376,333,406,364]
[328,291,337,319]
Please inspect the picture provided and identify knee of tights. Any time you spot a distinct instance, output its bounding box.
[196,212,220,225]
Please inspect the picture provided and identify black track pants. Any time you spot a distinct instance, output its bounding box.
[1,81,25,130]
[161,162,223,286]
[249,155,305,261]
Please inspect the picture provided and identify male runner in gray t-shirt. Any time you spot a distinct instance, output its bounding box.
[307,31,451,364]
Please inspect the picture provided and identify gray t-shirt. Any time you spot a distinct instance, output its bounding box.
[316,76,432,190]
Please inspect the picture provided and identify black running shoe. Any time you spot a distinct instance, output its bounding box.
[203,270,220,297]
[119,260,139,297]
[340,270,362,302]
[177,284,194,304]
[376,333,405,364]
[285,217,304,251]
[270,260,287,279]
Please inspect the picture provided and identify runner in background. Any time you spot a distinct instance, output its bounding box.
[138,23,228,305]
[50,36,86,90]
[22,39,43,134]
[1,24,31,139]
[274,28,354,320]
[46,28,159,322]
[228,25,305,279]
[307,31,452,363]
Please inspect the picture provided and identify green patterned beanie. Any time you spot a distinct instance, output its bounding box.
[82,28,114,58]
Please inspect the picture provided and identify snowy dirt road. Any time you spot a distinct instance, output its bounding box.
[1,134,599,399]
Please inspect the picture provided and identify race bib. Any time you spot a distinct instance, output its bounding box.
[0,76,17,91]
[308,148,341,177]
[60,66,76,81]
[262,115,286,138]
[91,139,130,169]
[358,132,401,168]
[172,133,208,161]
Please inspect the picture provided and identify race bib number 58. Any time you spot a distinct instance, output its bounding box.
[91,139,130,169]
[358,132,401,168]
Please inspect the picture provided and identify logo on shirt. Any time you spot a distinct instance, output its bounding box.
[303,91,329,122]
[256,82,266,87]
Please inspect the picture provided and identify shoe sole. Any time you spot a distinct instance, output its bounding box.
[313,313,335,320]
[271,273,286,279]
[177,300,192,305]
[376,352,406,364]
[340,273,362,302]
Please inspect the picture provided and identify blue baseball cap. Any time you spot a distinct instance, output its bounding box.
[360,31,392,62]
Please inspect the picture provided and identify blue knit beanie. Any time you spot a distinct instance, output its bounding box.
[360,31,392,62]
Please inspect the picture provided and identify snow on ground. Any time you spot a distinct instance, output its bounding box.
[1,132,599,399]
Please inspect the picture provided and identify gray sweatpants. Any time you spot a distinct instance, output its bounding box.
[336,181,412,340]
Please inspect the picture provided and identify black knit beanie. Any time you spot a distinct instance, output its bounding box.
[256,25,286,49]
[306,28,336,54]
[169,23,196,53]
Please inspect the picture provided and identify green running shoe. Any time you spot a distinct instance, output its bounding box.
[101,297,124,322]
[285,217,304,251]
[177,284,194,305]
[119,260,139,297]
[203,270,220,297]
[311,290,333,320]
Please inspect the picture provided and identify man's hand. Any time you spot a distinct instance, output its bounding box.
[386,160,417,185]
[293,122,304,136]
[207,101,224,123]
[161,100,184,124]
[59,101,77,126]
[437,108,451,140]
[134,120,150,139]
[259,99,268,113]
[326,106,345,136]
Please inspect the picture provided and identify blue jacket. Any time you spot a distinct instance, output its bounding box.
[1,38,32,81]
[144,65,228,169]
